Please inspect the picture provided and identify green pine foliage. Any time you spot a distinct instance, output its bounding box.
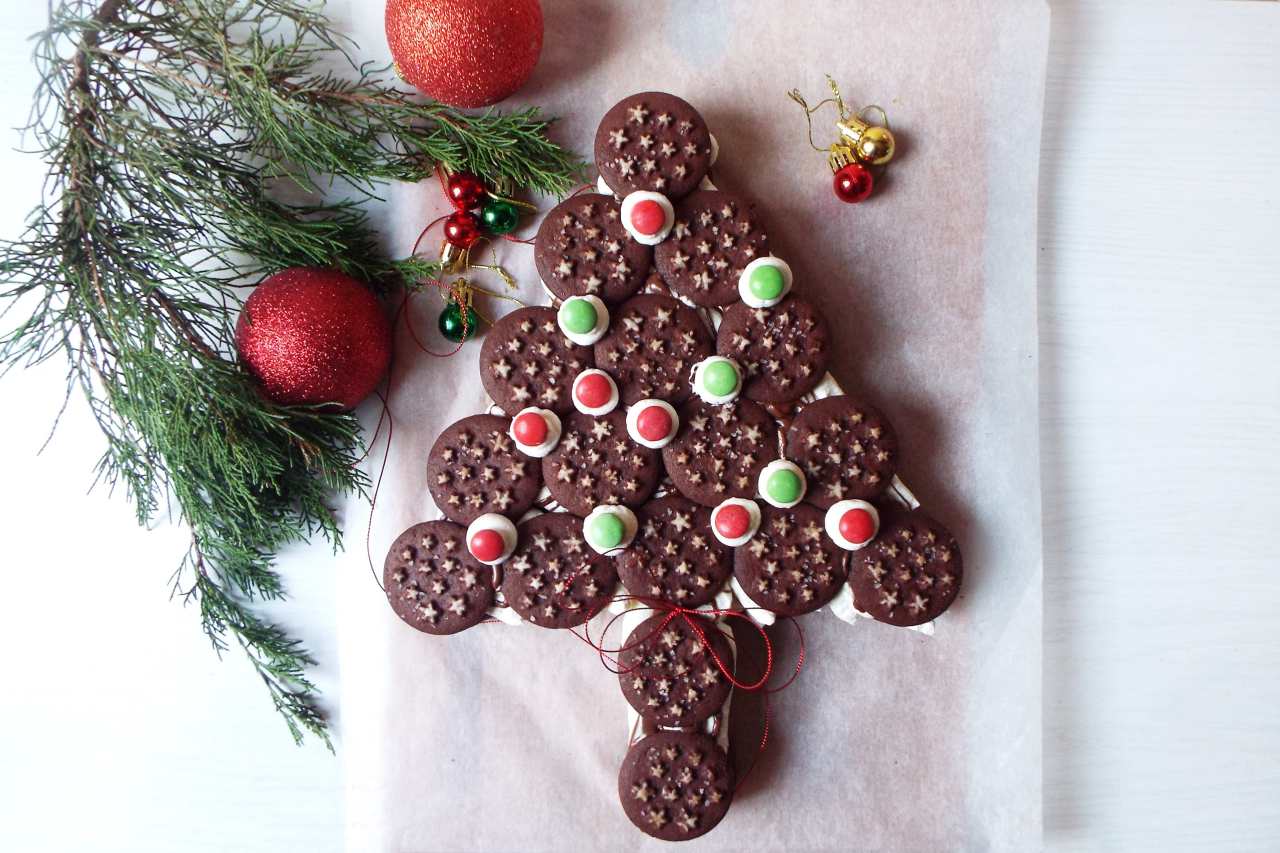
[0,0,582,746]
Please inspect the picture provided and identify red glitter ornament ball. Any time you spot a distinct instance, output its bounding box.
[833,162,874,203]
[385,0,543,108]
[234,267,392,410]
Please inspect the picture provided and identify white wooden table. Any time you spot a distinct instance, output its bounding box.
[1,2,1278,850]
[1040,2,1280,850]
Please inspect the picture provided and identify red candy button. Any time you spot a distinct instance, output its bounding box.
[839,508,877,544]
[469,528,505,563]
[635,404,673,442]
[714,504,751,540]
[575,372,613,409]
[630,199,665,236]
[512,411,548,446]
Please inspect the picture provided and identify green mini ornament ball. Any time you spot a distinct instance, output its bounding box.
[438,299,479,343]
[480,199,520,235]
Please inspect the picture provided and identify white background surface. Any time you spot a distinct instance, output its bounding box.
[0,1,1276,851]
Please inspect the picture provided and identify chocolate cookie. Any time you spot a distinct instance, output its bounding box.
[501,512,619,629]
[593,294,712,405]
[617,496,733,607]
[383,521,495,635]
[785,395,898,506]
[717,296,829,403]
[595,92,712,200]
[541,409,661,516]
[480,306,593,415]
[663,398,781,507]
[734,503,847,616]
[618,731,734,842]
[534,193,652,304]
[427,414,543,525]
[850,511,962,627]
[618,612,734,728]
[653,191,770,308]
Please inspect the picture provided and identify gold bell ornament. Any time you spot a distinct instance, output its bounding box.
[788,76,897,203]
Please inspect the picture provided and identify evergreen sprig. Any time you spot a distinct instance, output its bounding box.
[0,0,583,746]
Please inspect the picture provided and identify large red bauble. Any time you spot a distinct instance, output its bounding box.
[234,267,392,410]
[385,0,543,108]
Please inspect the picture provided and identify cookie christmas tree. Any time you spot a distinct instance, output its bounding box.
[384,92,964,841]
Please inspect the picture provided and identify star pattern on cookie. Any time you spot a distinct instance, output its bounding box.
[428,415,542,525]
[851,512,962,626]
[593,294,712,404]
[383,521,494,635]
[595,94,712,198]
[542,410,660,516]
[620,732,733,842]
[502,514,618,629]
[618,497,732,608]
[785,395,898,505]
[619,612,733,728]
[717,296,829,403]
[655,191,770,308]
[535,194,652,303]
[734,504,848,616]
[481,307,592,415]
[663,399,780,506]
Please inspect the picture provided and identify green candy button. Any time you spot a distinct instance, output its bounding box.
[702,359,739,397]
[766,468,803,504]
[588,512,625,549]
[559,298,598,335]
[748,265,786,301]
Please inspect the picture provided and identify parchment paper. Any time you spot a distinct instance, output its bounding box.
[336,2,1048,850]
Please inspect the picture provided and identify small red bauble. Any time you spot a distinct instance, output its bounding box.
[714,504,751,539]
[839,508,877,544]
[469,528,505,563]
[833,162,875,203]
[635,405,673,443]
[512,411,548,446]
[444,211,482,249]
[446,172,488,210]
[234,267,391,410]
[629,199,666,236]
[575,373,612,409]
[385,0,543,108]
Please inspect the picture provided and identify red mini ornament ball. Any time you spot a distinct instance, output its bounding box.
[833,162,875,204]
[234,267,392,410]
[385,0,544,108]
[444,211,483,249]
[446,172,488,210]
